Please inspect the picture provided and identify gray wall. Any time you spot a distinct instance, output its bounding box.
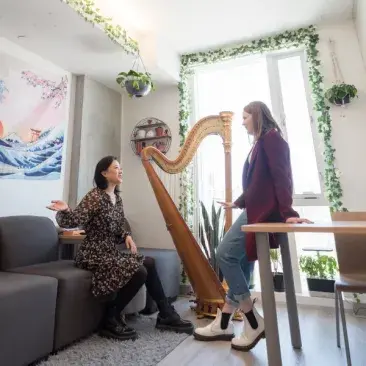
[69,76,122,206]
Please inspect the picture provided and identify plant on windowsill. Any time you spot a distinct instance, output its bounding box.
[116,69,155,98]
[270,249,285,292]
[325,83,358,106]
[198,200,225,281]
[299,253,338,297]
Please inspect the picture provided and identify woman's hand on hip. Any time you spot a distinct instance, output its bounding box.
[125,235,137,254]
[285,217,313,224]
[47,200,69,212]
[217,201,237,209]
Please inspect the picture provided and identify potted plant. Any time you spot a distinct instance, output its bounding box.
[179,266,193,296]
[198,200,225,281]
[299,253,338,296]
[351,293,366,318]
[116,69,155,98]
[325,82,358,106]
[270,249,285,292]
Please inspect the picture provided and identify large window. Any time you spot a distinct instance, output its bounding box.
[192,50,334,293]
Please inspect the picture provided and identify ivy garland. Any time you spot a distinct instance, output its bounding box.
[178,25,346,223]
[64,0,139,55]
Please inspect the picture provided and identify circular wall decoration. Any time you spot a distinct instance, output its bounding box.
[130,117,172,156]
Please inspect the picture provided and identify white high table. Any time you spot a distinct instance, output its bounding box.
[241,221,366,366]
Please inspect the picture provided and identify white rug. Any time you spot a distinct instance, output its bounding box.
[38,315,190,366]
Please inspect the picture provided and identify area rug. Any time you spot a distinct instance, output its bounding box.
[38,315,190,366]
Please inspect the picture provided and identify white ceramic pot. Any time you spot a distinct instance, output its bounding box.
[136,129,146,139]
[146,129,156,138]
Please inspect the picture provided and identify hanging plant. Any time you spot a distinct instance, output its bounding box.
[325,83,358,106]
[116,70,155,98]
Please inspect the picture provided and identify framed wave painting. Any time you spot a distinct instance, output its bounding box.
[0,52,69,180]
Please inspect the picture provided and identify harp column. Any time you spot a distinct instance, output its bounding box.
[220,111,233,232]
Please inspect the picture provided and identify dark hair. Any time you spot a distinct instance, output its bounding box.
[93,155,120,194]
[244,101,282,140]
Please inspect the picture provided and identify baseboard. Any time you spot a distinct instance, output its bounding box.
[251,290,356,312]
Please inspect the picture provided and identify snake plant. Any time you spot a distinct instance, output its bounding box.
[198,200,225,277]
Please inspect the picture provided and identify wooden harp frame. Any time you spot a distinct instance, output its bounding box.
[141,111,235,318]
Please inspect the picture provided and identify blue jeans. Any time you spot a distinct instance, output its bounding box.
[216,210,254,307]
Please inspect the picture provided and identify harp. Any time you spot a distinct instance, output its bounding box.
[141,111,234,318]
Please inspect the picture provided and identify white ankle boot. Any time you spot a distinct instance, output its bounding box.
[231,306,265,351]
[193,308,235,341]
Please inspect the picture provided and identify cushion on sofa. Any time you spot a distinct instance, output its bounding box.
[0,272,57,366]
[9,260,105,350]
[0,216,58,270]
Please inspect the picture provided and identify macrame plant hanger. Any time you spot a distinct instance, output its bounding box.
[328,38,346,116]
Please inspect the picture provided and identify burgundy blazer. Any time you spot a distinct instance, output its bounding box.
[234,129,299,261]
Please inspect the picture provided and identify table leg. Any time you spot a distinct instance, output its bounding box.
[279,234,302,349]
[256,232,282,366]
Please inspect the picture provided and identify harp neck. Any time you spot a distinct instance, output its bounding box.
[141,111,233,174]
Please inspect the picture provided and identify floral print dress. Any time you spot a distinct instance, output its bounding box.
[56,188,144,298]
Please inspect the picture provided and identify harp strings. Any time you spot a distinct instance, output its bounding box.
[152,160,180,206]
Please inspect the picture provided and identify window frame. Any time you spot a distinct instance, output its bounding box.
[266,50,328,207]
[189,48,334,295]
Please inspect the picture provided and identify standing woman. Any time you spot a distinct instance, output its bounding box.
[193,101,311,351]
[48,156,193,341]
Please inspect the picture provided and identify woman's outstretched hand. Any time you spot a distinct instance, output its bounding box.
[285,217,313,224]
[47,200,69,212]
[217,201,237,210]
[125,235,137,254]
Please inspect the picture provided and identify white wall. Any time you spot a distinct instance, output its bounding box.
[73,76,122,203]
[317,20,366,210]
[121,86,180,249]
[0,38,74,219]
[355,0,366,69]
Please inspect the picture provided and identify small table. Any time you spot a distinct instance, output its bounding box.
[241,221,366,366]
[58,233,85,259]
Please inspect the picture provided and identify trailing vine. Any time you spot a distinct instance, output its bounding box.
[178,25,346,222]
[64,0,139,55]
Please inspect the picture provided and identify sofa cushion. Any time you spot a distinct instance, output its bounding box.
[0,215,58,270]
[9,260,104,350]
[0,272,57,366]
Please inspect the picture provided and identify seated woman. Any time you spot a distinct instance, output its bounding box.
[47,155,194,341]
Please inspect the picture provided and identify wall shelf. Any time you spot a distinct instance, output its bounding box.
[130,117,172,156]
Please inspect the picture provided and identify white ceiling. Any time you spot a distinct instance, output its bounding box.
[0,0,355,91]
[0,0,140,92]
[96,0,355,53]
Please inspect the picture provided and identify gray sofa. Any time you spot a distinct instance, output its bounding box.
[0,216,146,366]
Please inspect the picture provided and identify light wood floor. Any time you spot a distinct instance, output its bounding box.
[158,297,366,366]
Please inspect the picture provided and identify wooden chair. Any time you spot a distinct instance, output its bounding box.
[331,212,366,366]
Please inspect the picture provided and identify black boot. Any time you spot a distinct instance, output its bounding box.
[155,299,194,335]
[99,308,138,341]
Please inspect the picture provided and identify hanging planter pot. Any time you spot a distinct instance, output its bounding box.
[116,69,155,98]
[325,83,358,106]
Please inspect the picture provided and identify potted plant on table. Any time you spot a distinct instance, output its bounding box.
[270,249,285,292]
[325,82,358,106]
[299,252,338,297]
[116,69,155,98]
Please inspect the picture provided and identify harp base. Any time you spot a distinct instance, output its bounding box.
[189,298,243,321]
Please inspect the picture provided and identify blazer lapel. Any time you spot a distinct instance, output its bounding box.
[246,142,259,183]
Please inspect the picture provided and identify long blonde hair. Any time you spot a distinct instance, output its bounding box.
[244,101,282,140]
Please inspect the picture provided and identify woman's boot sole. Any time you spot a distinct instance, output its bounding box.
[231,331,265,351]
[193,332,235,341]
[156,324,195,335]
[99,330,138,341]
